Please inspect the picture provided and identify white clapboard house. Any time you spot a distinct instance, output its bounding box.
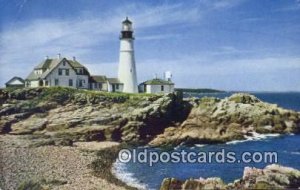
[25,55,123,92]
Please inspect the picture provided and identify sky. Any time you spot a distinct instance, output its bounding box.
[0,0,300,91]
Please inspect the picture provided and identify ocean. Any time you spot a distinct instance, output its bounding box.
[113,92,300,190]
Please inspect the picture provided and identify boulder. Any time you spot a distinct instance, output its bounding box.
[160,164,300,190]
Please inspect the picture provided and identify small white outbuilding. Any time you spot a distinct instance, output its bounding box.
[139,78,175,94]
[5,76,25,88]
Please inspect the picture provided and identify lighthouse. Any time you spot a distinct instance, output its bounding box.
[118,17,138,93]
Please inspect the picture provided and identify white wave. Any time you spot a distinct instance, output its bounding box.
[226,132,280,145]
[291,151,300,155]
[249,132,280,139]
[174,145,182,150]
[112,160,149,190]
[226,139,250,145]
[195,144,206,147]
[283,150,300,155]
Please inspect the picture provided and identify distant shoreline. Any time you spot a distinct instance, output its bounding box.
[175,88,300,94]
[175,88,225,93]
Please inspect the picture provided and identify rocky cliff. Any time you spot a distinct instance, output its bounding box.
[150,93,300,147]
[1,88,299,147]
[160,164,300,190]
[0,87,188,145]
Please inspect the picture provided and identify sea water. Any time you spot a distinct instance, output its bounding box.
[114,92,300,190]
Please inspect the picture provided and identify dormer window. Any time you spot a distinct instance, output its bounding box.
[34,69,43,74]
[77,68,83,74]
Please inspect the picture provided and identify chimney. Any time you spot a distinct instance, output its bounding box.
[73,56,76,61]
[57,53,61,59]
[45,55,49,60]
[164,71,172,81]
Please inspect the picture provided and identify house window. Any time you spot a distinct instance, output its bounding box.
[116,84,119,90]
[161,85,164,91]
[39,80,43,87]
[58,69,62,75]
[99,83,103,89]
[79,80,83,87]
[66,69,69,76]
[69,79,73,86]
[45,81,49,86]
[55,79,59,86]
[63,62,66,66]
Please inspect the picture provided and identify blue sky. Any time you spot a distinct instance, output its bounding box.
[0,0,299,91]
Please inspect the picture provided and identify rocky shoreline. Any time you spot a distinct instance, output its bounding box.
[1,87,300,189]
[160,164,300,190]
[0,135,128,190]
[150,93,300,147]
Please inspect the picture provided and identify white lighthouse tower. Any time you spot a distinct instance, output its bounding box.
[118,17,138,93]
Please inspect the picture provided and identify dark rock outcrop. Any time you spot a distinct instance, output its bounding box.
[150,93,300,147]
[160,164,300,190]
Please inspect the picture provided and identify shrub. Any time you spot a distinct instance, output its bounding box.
[17,180,43,190]
[90,145,137,190]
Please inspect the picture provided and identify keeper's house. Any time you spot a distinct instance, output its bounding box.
[25,55,123,92]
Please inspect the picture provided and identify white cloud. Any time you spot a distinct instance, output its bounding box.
[0,2,202,86]
[198,0,246,10]
[84,62,118,78]
[136,55,300,91]
[139,34,181,41]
